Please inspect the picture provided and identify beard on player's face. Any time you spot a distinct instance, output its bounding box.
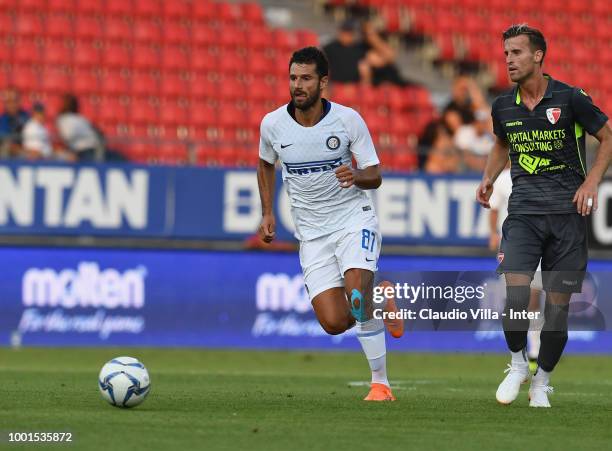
[291,84,321,111]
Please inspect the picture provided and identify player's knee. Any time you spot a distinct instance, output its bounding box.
[319,316,351,335]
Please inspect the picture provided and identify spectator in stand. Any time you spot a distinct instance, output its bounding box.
[454,109,495,172]
[22,102,54,160]
[323,19,406,86]
[56,94,102,162]
[359,21,406,86]
[444,75,487,125]
[0,87,30,157]
[323,19,366,83]
[421,118,461,174]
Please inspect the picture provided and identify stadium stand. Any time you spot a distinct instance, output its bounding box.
[323,0,612,118]
[0,0,433,170]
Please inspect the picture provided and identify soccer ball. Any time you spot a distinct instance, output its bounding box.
[98,356,151,408]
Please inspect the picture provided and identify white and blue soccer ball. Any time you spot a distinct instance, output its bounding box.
[98,356,151,408]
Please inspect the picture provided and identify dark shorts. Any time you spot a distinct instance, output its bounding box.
[497,213,587,293]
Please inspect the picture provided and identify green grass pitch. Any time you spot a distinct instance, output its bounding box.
[1,348,611,450]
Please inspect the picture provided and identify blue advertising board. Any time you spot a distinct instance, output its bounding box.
[2,162,611,246]
[1,246,611,353]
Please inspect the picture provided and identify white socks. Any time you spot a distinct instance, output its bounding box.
[511,348,528,366]
[356,318,389,386]
[533,367,551,386]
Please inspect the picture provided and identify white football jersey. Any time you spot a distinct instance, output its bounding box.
[259,100,380,241]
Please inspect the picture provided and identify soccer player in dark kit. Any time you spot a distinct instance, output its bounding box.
[476,24,612,407]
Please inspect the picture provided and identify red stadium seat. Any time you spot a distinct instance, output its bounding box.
[217,2,242,24]
[217,26,245,49]
[161,46,191,71]
[124,142,150,163]
[131,71,159,97]
[159,73,189,98]
[45,14,74,39]
[72,68,99,95]
[100,70,131,95]
[193,1,216,22]
[106,0,133,17]
[133,0,162,18]
[41,40,72,66]
[75,15,104,40]
[98,96,130,124]
[41,40,73,66]
[14,13,43,38]
[248,28,273,49]
[192,25,215,47]
[133,19,162,43]
[189,74,217,100]
[189,101,217,127]
[159,100,190,126]
[17,0,46,13]
[39,67,72,94]
[73,41,101,68]
[11,64,39,91]
[132,44,160,70]
[163,0,191,19]
[0,39,11,64]
[104,17,133,42]
[102,42,131,69]
[218,50,242,74]
[13,38,40,64]
[191,50,217,73]
[296,30,319,47]
[130,98,160,124]
[157,142,189,165]
[241,2,264,26]
[73,0,103,16]
[163,22,191,44]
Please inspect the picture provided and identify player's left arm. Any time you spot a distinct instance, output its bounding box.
[335,110,382,190]
[570,88,612,215]
[573,121,612,215]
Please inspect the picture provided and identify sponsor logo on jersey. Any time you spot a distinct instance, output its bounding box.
[326,135,340,150]
[284,157,342,175]
[546,108,561,124]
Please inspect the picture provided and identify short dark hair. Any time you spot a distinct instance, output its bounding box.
[289,46,329,78]
[502,24,547,64]
[60,93,79,114]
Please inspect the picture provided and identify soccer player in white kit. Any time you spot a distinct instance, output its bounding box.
[257,47,403,401]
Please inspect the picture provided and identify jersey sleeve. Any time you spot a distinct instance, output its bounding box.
[571,88,609,136]
[258,114,278,164]
[491,98,505,140]
[345,109,380,169]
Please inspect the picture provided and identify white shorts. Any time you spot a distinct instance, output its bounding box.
[299,217,381,300]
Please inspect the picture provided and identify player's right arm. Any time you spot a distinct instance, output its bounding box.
[257,115,278,243]
[476,137,509,208]
[257,158,276,243]
[477,101,509,209]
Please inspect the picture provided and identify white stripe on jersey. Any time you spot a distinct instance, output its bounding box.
[259,100,380,241]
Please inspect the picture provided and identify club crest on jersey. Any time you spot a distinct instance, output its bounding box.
[546,108,561,124]
[326,135,340,150]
